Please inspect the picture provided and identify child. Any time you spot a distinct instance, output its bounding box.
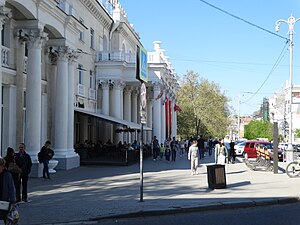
[160,143,165,160]
[165,144,171,162]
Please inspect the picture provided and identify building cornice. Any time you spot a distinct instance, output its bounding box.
[80,0,113,30]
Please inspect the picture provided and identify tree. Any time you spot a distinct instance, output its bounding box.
[295,129,300,138]
[244,120,273,140]
[177,71,230,138]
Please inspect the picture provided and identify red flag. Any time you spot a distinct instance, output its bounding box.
[174,104,182,112]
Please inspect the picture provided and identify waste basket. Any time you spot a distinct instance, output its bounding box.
[207,164,226,189]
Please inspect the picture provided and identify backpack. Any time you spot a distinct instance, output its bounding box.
[38,152,43,163]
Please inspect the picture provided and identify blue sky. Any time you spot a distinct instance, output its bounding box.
[120,0,300,116]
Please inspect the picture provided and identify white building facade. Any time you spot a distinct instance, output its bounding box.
[269,82,300,143]
[0,0,178,176]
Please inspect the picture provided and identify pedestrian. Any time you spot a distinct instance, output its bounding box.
[170,137,177,161]
[215,139,227,165]
[152,136,160,161]
[208,137,213,156]
[179,140,185,157]
[188,138,200,175]
[197,135,205,159]
[165,144,171,163]
[4,147,22,189]
[229,139,236,163]
[0,158,17,223]
[39,141,54,179]
[159,143,165,160]
[15,143,32,202]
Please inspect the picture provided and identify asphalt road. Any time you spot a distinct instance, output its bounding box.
[96,202,300,225]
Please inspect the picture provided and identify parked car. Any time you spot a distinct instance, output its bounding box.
[243,140,283,161]
[234,141,246,156]
[278,143,288,151]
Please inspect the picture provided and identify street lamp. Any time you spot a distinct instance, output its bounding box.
[275,14,300,162]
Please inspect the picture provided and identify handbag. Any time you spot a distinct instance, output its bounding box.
[8,162,22,174]
[0,200,10,220]
[6,204,19,224]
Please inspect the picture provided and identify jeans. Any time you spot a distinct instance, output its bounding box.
[43,160,50,178]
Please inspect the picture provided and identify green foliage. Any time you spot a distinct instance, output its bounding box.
[177,70,230,138]
[244,120,273,140]
[295,129,300,138]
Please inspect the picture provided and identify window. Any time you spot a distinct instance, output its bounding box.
[79,31,84,42]
[78,64,83,84]
[90,28,94,49]
[79,18,84,42]
[89,70,94,89]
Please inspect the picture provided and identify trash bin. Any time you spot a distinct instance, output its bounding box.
[207,164,226,189]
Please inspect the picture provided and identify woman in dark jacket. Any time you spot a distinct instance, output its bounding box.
[4,147,20,189]
[0,158,16,222]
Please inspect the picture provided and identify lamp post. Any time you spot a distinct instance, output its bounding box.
[275,14,300,162]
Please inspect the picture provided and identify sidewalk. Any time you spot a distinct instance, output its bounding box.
[17,154,300,225]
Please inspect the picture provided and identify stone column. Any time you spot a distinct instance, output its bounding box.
[172,97,177,137]
[54,47,69,154]
[112,81,123,143]
[112,80,122,118]
[123,87,132,121]
[48,51,57,145]
[123,87,132,143]
[100,80,110,142]
[16,32,26,145]
[153,82,161,143]
[161,91,166,143]
[0,6,11,152]
[131,88,138,123]
[2,85,16,149]
[67,52,77,150]
[51,46,79,170]
[146,97,153,144]
[101,81,110,116]
[24,29,48,157]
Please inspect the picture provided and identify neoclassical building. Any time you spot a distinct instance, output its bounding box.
[0,0,178,176]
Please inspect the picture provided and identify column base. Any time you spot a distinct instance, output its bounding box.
[54,148,80,170]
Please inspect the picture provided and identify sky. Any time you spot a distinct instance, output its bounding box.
[120,0,300,116]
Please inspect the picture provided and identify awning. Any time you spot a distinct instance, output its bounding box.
[75,108,152,131]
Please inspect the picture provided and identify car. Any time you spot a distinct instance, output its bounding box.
[278,143,288,151]
[244,140,283,161]
[234,141,246,156]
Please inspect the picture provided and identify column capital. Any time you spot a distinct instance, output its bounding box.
[17,28,48,48]
[113,80,125,90]
[0,5,11,24]
[99,80,110,90]
[124,86,132,94]
[68,50,79,63]
[132,87,139,96]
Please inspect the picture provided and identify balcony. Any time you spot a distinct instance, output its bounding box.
[77,84,85,97]
[1,46,9,67]
[96,51,136,63]
[89,89,96,100]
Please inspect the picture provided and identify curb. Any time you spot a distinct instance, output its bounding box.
[90,197,300,221]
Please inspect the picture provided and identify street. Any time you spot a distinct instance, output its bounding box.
[96,202,300,225]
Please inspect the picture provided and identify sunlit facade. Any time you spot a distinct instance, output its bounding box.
[0,0,178,176]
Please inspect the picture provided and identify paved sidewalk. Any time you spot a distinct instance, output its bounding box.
[17,154,300,225]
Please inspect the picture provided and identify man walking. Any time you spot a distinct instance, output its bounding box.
[39,140,54,179]
[15,143,32,202]
[152,136,160,161]
[188,138,200,175]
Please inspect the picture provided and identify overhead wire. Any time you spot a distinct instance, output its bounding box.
[198,0,289,41]
[241,40,289,104]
